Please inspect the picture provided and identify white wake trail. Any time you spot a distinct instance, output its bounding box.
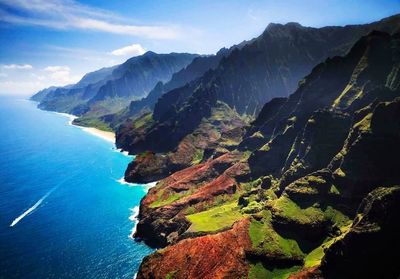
[10,186,58,227]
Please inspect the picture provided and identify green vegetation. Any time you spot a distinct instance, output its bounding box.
[248,263,270,279]
[73,117,113,132]
[133,113,153,129]
[241,200,263,214]
[272,196,325,225]
[249,211,304,259]
[165,271,176,279]
[260,143,271,151]
[332,84,353,108]
[251,131,264,139]
[240,150,252,162]
[325,206,350,227]
[353,112,372,132]
[191,148,204,164]
[186,202,243,232]
[149,189,184,208]
[303,237,336,268]
[285,175,326,196]
[329,184,340,195]
[240,178,262,192]
[334,167,346,178]
[248,262,301,279]
[272,196,350,228]
[210,101,240,121]
[183,192,241,215]
[304,244,325,268]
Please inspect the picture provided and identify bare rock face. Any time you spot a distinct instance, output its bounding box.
[137,219,252,279]
[125,152,170,184]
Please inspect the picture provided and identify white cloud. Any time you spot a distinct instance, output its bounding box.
[44,65,80,84]
[0,65,82,95]
[111,43,146,57]
[0,0,181,39]
[0,80,46,95]
[2,64,33,70]
[44,65,70,72]
[0,61,84,95]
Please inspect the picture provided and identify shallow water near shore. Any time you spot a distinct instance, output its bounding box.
[0,97,153,278]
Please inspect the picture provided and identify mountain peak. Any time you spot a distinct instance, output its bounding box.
[266,21,303,30]
[144,50,157,56]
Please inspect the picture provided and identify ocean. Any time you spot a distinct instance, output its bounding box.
[0,97,153,278]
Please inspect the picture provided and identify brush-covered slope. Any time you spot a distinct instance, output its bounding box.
[134,30,400,278]
[98,40,255,131]
[118,14,400,184]
[32,52,198,119]
[127,49,230,117]
[97,48,232,130]
[30,86,61,102]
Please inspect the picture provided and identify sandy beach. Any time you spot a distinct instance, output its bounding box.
[54,111,116,143]
[80,127,116,143]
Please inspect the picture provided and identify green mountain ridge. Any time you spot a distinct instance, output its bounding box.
[134,30,400,278]
[116,14,400,186]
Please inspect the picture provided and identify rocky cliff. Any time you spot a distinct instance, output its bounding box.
[118,14,400,185]
[135,30,400,278]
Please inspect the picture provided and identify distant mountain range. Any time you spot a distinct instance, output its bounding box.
[32,52,198,118]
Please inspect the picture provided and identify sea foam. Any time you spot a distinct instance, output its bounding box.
[53,112,78,125]
[129,206,140,239]
[117,177,158,191]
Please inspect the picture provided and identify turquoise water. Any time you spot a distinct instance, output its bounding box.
[0,97,153,278]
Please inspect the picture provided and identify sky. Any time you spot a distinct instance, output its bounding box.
[0,0,399,96]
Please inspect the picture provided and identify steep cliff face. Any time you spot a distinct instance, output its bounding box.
[126,47,233,118]
[320,186,400,278]
[135,31,400,278]
[33,52,198,119]
[118,15,400,184]
[98,48,238,130]
[247,31,397,179]
[123,101,249,183]
[90,52,198,103]
[30,86,60,102]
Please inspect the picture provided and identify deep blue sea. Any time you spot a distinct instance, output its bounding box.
[0,97,153,278]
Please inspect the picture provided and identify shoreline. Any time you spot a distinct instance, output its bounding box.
[80,126,116,143]
[54,111,116,143]
[28,100,154,277]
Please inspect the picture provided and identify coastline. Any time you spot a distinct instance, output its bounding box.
[3,98,154,278]
[54,111,116,143]
[35,103,159,263]
[80,127,115,143]
[52,110,159,237]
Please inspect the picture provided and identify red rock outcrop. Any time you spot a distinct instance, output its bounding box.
[135,152,248,247]
[137,219,251,279]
